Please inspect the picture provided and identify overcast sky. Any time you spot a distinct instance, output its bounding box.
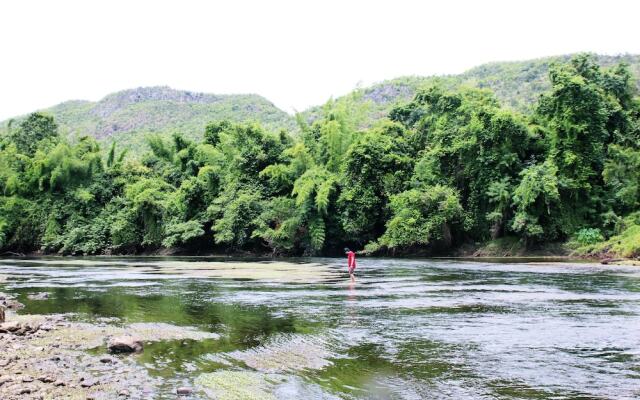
[1,0,639,120]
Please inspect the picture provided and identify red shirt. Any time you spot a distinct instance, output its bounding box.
[347,251,356,270]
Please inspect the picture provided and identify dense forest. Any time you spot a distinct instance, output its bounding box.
[0,55,639,257]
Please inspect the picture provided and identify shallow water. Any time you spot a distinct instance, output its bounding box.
[1,257,640,399]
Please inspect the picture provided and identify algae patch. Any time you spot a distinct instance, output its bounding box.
[224,334,334,373]
[31,321,219,350]
[3,259,334,283]
[195,370,279,400]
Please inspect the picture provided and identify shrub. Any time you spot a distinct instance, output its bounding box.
[575,228,604,246]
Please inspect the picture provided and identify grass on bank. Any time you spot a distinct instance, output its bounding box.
[568,213,640,259]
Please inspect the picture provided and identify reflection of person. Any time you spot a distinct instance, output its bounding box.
[344,247,356,282]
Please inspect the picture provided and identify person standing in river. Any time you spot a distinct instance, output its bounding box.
[345,248,356,282]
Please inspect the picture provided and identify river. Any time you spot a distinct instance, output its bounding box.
[1,257,639,399]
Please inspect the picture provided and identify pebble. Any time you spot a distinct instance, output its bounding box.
[177,386,193,395]
[80,377,98,388]
[38,375,55,383]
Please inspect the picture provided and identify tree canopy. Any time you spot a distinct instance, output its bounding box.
[1,55,638,257]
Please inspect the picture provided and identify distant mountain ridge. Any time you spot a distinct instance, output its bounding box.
[2,53,639,149]
[302,53,640,123]
[1,86,297,148]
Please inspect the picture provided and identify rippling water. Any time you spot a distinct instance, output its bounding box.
[1,257,640,399]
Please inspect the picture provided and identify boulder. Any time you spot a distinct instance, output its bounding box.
[107,336,143,353]
[0,306,4,323]
[2,298,25,310]
[23,321,40,332]
[0,321,21,333]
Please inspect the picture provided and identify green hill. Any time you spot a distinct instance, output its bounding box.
[302,53,640,124]
[1,86,297,149]
[2,54,639,150]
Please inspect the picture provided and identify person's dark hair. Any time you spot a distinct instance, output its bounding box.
[344,247,350,253]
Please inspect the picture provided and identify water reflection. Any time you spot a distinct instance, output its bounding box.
[1,258,640,399]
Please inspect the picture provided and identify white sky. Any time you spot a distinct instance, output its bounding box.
[1,0,639,120]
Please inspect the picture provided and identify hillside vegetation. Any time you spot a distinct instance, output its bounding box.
[1,87,296,151]
[3,54,638,154]
[0,54,638,259]
[303,53,640,125]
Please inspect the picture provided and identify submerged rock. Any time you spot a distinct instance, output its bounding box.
[224,334,334,373]
[108,336,144,353]
[27,292,50,301]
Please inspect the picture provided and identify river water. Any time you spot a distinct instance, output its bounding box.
[1,257,639,399]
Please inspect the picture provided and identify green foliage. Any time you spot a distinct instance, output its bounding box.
[210,188,263,248]
[0,54,639,259]
[604,144,640,211]
[0,196,45,252]
[1,87,298,152]
[396,86,538,239]
[338,121,412,242]
[511,160,561,241]
[9,112,59,155]
[163,220,205,248]
[252,197,303,253]
[486,178,513,239]
[574,213,640,258]
[376,186,466,250]
[574,228,605,246]
[125,177,174,246]
[301,54,640,127]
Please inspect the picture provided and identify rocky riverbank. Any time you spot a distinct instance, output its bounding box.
[0,292,218,399]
